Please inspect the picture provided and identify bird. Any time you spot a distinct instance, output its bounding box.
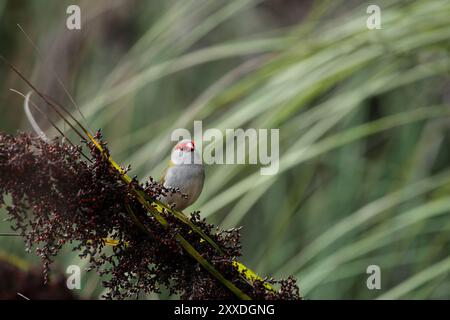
[159,139,205,211]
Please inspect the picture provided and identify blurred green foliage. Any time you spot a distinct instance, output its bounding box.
[1,0,450,299]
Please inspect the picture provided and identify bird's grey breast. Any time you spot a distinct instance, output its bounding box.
[162,164,205,209]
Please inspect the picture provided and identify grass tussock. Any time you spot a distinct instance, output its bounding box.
[0,131,300,299]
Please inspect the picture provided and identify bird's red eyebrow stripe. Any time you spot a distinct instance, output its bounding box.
[176,141,195,150]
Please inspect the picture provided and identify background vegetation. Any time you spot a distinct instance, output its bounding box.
[1,0,449,299]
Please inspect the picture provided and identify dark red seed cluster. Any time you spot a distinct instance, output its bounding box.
[0,131,300,300]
